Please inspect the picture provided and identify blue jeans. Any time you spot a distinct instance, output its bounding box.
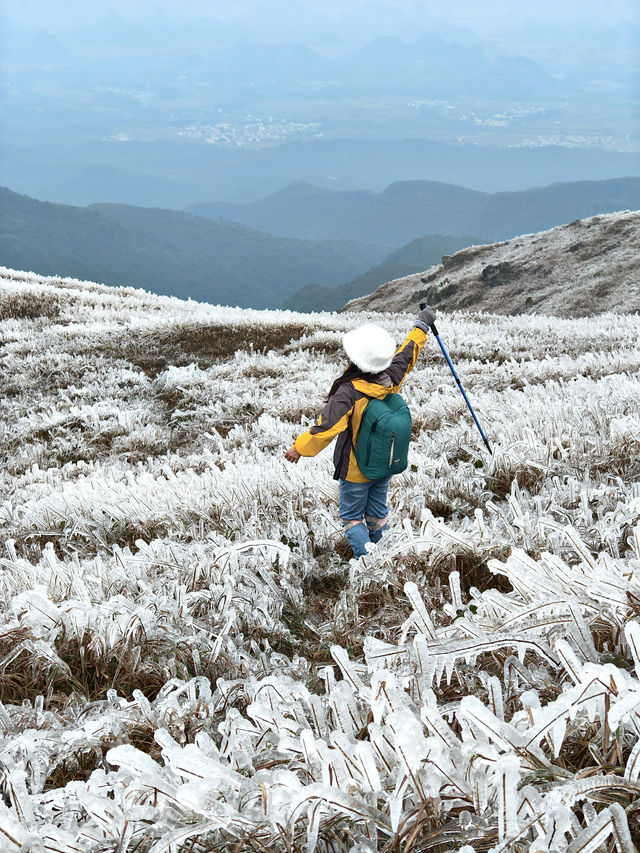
[338,477,390,558]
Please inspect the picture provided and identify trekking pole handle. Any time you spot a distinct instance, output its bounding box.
[419,302,439,336]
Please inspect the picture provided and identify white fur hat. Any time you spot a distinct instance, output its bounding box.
[343,323,396,373]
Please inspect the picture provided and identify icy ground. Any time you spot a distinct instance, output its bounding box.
[1,267,640,852]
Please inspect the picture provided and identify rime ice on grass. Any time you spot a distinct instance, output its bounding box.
[0,266,639,851]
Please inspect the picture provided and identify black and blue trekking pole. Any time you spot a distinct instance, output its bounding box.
[420,303,493,454]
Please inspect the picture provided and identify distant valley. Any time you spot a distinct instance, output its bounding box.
[2,2,639,209]
[284,234,478,312]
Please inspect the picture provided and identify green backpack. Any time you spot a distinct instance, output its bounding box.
[354,392,412,480]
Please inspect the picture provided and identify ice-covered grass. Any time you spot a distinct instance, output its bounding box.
[1,267,640,852]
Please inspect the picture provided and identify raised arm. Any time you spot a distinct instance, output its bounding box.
[386,307,436,390]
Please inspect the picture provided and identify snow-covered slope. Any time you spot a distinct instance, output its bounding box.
[1,267,640,852]
[345,210,640,316]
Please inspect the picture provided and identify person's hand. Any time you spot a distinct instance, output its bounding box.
[284,446,301,463]
[416,305,436,332]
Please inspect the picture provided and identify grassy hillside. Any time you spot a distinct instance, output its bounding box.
[285,234,479,312]
[189,176,640,247]
[1,267,639,850]
[0,187,386,309]
[346,210,640,318]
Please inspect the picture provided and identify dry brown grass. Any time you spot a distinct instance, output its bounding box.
[43,747,105,792]
[6,420,165,476]
[381,808,496,853]
[588,444,640,485]
[309,545,514,657]
[20,515,172,561]
[398,548,512,601]
[0,627,72,705]
[99,322,314,376]
[412,414,443,436]
[0,624,234,708]
[0,291,62,321]
[484,462,546,500]
[294,338,343,357]
[281,406,322,424]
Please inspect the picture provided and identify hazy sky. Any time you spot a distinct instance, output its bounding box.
[1,0,638,87]
[2,0,638,29]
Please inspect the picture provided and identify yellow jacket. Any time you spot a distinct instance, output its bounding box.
[293,326,427,482]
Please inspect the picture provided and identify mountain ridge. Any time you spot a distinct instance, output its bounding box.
[187,176,640,247]
[344,209,640,317]
[4,138,639,210]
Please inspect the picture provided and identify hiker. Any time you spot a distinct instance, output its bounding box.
[284,307,436,559]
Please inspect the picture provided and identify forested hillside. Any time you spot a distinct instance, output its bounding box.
[0,187,386,309]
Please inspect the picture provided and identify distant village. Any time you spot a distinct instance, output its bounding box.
[178,115,323,148]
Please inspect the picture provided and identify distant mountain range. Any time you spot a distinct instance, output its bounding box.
[188,176,640,247]
[0,187,386,309]
[3,139,640,211]
[2,177,638,313]
[346,210,640,317]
